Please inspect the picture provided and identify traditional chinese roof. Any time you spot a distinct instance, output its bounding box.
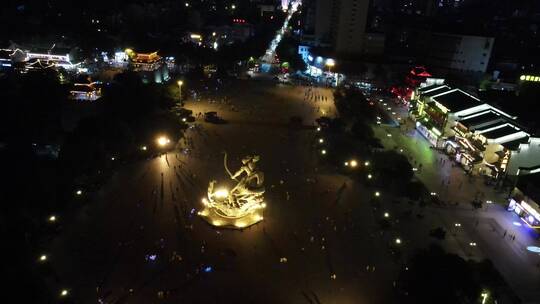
[132,51,161,63]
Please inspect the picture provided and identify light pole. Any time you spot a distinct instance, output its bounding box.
[325,59,336,86]
[177,80,184,101]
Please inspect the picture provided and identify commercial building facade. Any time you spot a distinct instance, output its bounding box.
[312,0,370,55]
[126,50,169,84]
[508,173,540,229]
[411,82,540,178]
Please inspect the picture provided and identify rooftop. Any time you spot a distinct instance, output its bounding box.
[132,51,161,64]
[502,136,530,150]
[72,84,96,92]
[459,111,506,131]
[432,89,482,112]
[418,84,448,93]
[479,124,523,140]
[517,173,540,205]
[421,85,452,97]
[0,49,11,60]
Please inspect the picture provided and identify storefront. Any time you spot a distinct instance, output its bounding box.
[508,173,540,229]
[508,199,540,228]
[416,121,440,147]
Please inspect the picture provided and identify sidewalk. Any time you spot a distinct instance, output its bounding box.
[371,101,540,303]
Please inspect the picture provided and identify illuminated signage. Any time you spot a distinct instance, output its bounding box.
[520,201,540,221]
[519,75,540,82]
[431,127,442,137]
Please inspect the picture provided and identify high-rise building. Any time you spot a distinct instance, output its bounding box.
[312,0,370,55]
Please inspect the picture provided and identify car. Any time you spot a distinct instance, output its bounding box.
[204,112,227,124]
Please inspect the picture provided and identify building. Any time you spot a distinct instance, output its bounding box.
[298,45,344,86]
[0,49,13,71]
[508,173,540,229]
[425,33,494,73]
[312,0,370,55]
[412,82,540,178]
[69,82,102,101]
[126,50,169,84]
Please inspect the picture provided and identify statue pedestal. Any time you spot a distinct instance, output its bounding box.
[198,204,264,229]
[199,154,266,229]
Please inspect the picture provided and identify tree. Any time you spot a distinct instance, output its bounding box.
[275,36,306,71]
[396,245,518,304]
[333,87,377,121]
[351,120,377,146]
[372,150,413,186]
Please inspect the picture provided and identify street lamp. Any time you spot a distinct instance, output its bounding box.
[325,58,335,72]
[156,136,171,147]
[177,80,184,101]
[48,215,56,223]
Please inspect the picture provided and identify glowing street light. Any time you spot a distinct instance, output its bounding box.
[318,138,324,143]
[156,136,171,147]
[395,238,402,244]
[316,127,321,131]
[231,4,236,9]
[60,289,69,297]
[76,189,83,196]
[349,160,358,168]
[141,146,147,151]
[367,174,372,179]
[384,212,389,218]
[374,191,380,197]
[39,254,47,262]
[325,58,335,69]
[321,149,327,155]
[364,161,370,166]
[481,292,489,304]
[177,80,184,100]
[48,215,56,222]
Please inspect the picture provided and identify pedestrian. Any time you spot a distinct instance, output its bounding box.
[503,230,507,237]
